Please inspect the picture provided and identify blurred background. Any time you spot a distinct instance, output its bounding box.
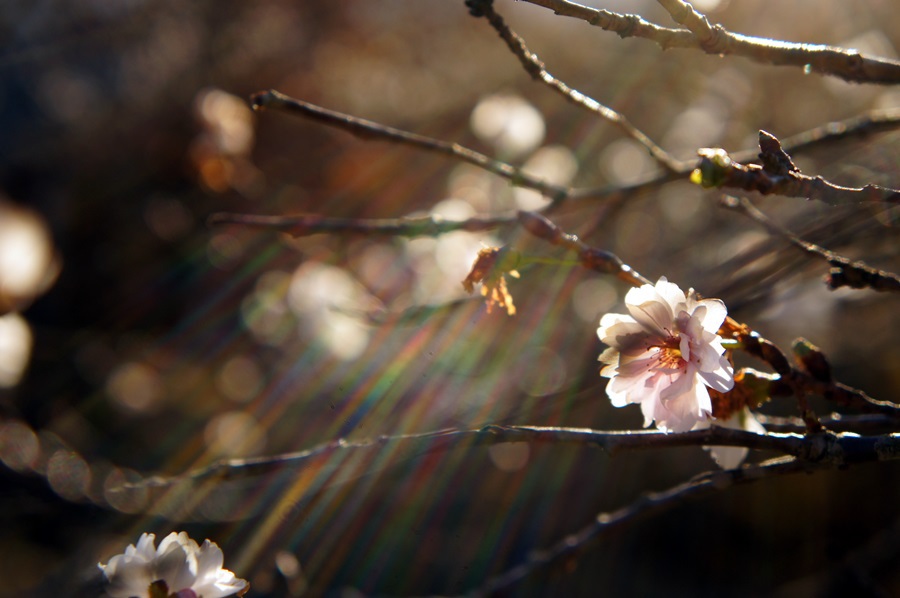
[1,0,900,595]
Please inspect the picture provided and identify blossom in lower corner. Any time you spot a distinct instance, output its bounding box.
[597,277,734,432]
[98,532,248,598]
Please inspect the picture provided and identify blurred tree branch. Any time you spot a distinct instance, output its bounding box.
[722,195,900,293]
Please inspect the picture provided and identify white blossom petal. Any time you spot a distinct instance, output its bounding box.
[697,298,727,332]
[698,354,735,392]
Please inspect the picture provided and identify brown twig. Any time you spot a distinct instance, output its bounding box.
[207,211,514,238]
[737,330,900,421]
[517,210,651,286]
[756,413,897,434]
[693,132,900,205]
[721,195,900,293]
[517,0,900,84]
[730,108,900,163]
[470,0,684,173]
[465,456,808,596]
[115,424,900,494]
[251,89,571,203]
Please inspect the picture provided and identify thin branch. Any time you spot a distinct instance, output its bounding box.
[730,108,900,163]
[736,329,900,419]
[117,424,900,494]
[518,0,900,84]
[464,456,809,597]
[251,89,571,203]
[517,210,651,286]
[470,0,684,173]
[721,195,900,292]
[207,211,515,238]
[757,413,898,434]
[693,132,900,205]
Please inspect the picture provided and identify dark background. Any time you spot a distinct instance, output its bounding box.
[1,1,899,596]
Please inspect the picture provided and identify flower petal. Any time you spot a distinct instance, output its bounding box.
[696,298,727,332]
[697,354,735,392]
[627,298,673,337]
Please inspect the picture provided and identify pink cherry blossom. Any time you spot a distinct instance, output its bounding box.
[597,277,734,432]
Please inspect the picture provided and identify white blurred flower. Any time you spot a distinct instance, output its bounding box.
[99,532,248,598]
[597,277,734,432]
[703,406,766,469]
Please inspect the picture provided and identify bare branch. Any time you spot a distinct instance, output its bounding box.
[730,108,900,163]
[517,210,652,286]
[693,132,900,205]
[470,1,684,173]
[735,328,900,419]
[207,211,514,238]
[757,413,898,434]
[465,457,808,596]
[117,424,900,496]
[721,195,900,293]
[251,89,571,203]
[519,0,900,84]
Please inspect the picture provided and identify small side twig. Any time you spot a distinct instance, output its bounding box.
[729,108,900,163]
[721,195,900,293]
[737,330,900,420]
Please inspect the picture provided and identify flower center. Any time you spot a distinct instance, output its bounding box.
[655,335,686,369]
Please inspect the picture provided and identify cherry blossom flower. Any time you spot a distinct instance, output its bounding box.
[597,277,734,432]
[98,532,248,598]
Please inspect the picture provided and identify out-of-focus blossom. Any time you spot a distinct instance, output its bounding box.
[461,246,520,316]
[0,201,59,314]
[98,532,248,598]
[597,277,734,432]
[703,406,767,469]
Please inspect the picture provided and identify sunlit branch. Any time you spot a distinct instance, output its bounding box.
[207,211,515,238]
[250,90,570,202]
[465,457,808,596]
[735,329,900,420]
[693,132,900,205]
[757,413,898,434]
[572,109,900,201]
[517,0,900,84]
[722,195,900,293]
[468,0,684,173]
[115,424,900,496]
[516,210,651,286]
[729,108,900,163]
